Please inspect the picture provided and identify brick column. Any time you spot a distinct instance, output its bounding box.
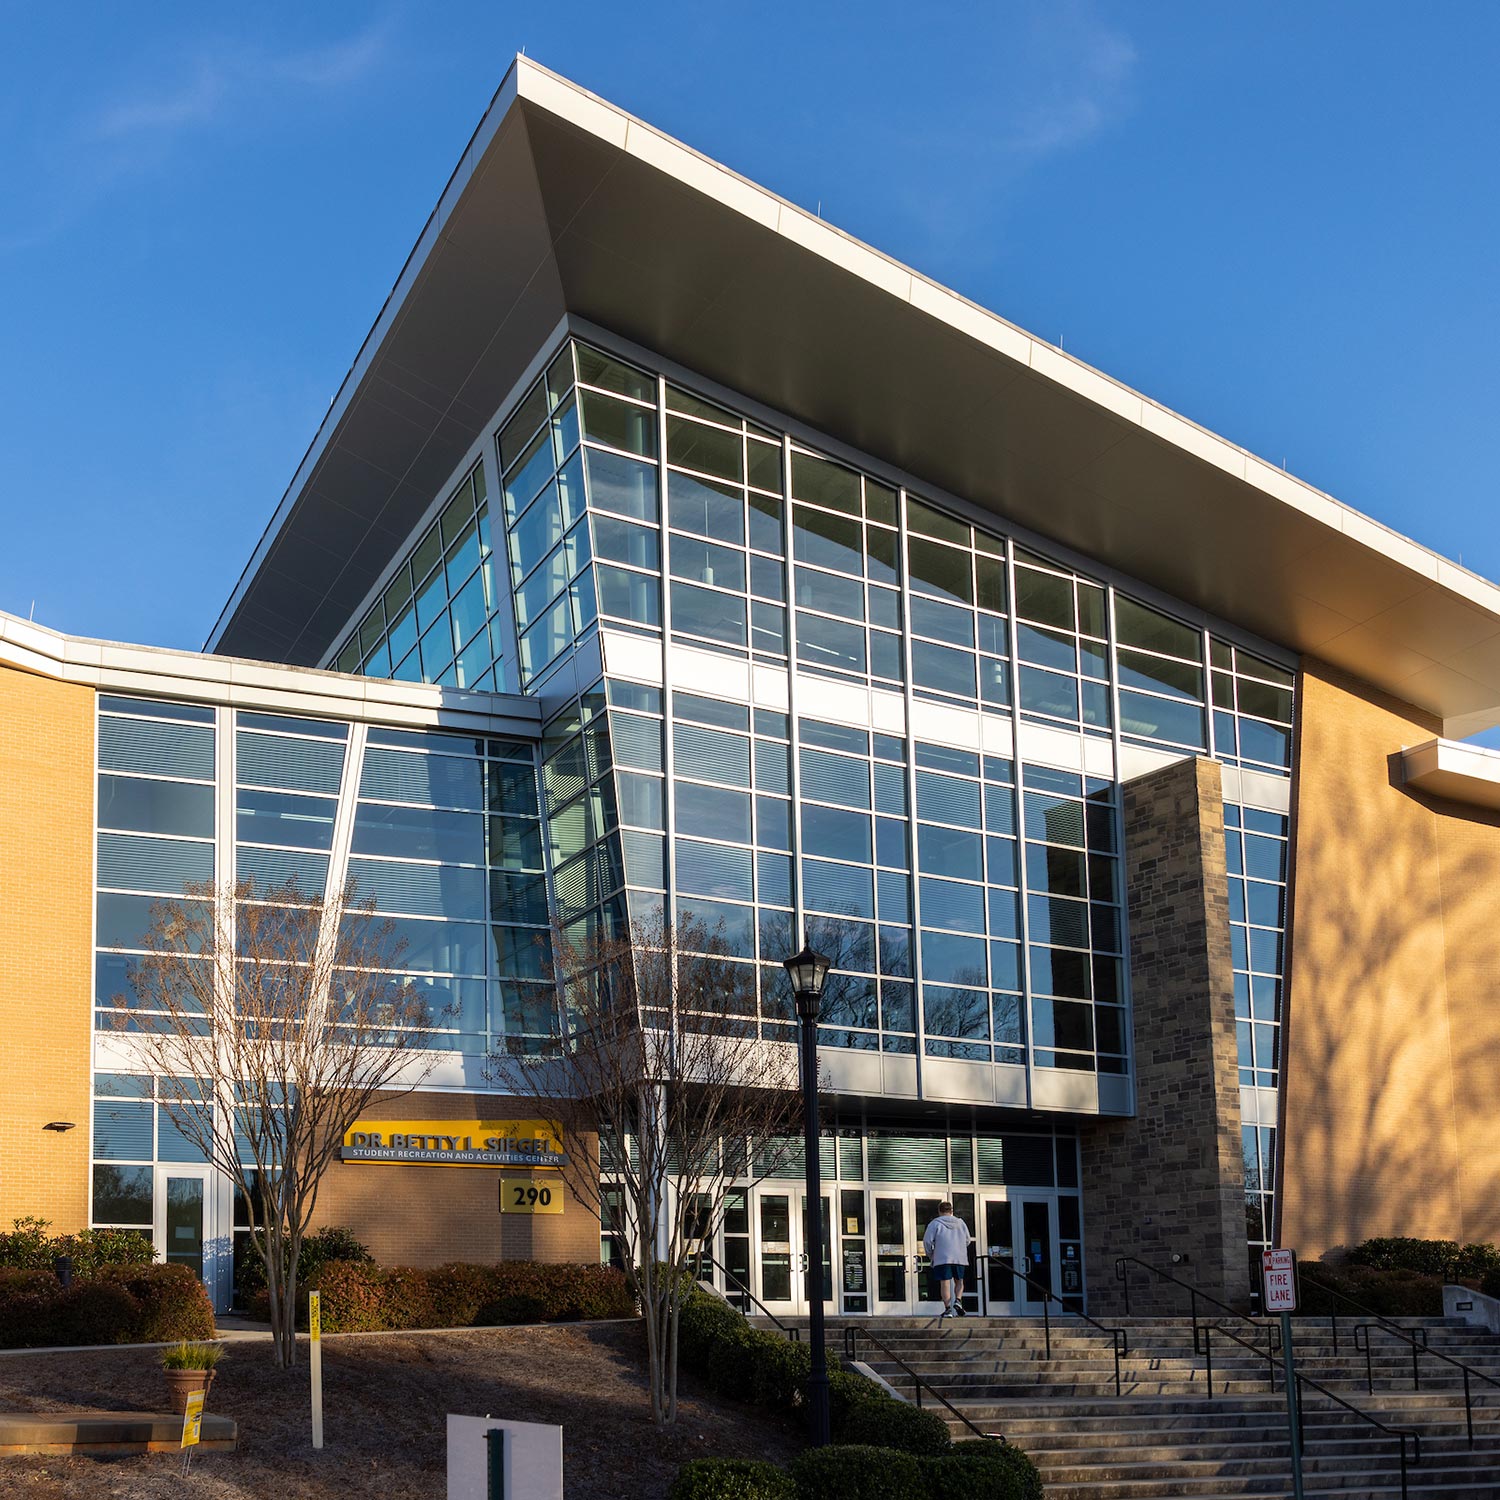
[1080,757,1246,1315]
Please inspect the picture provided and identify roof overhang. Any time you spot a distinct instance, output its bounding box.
[209,58,1500,735]
[1401,738,1500,813]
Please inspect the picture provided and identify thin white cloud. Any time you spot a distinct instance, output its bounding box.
[91,15,395,143]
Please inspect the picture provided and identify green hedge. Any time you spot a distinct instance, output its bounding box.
[290,1259,635,1332]
[0,1263,214,1347]
[666,1443,1041,1499]
[676,1285,955,1456]
[1346,1237,1500,1281]
[0,1217,156,1278]
[235,1224,373,1309]
[669,1459,798,1500]
[1298,1260,1443,1317]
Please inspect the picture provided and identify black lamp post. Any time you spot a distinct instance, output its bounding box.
[783,941,832,1447]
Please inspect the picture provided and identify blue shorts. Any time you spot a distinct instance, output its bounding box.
[932,1263,966,1283]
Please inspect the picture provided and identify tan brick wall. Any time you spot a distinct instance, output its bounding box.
[1081,756,1246,1312]
[312,1091,601,1267]
[0,662,94,1232]
[1280,659,1500,1257]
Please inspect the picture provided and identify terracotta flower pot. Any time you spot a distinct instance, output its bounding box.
[164,1367,215,1416]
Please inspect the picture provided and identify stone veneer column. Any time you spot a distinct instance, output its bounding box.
[1079,756,1246,1315]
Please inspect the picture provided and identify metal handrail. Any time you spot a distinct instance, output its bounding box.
[843,1322,1006,1444]
[691,1252,801,1341]
[1294,1372,1421,1500]
[1302,1275,1500,1449]
[1201,1319,1278,1396]
[1114,1255,1283,1369]
[975,1253,1129,1397]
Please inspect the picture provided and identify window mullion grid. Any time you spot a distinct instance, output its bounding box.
[895,485,928,1096]
[783,429,809,1041]
[1106,584,1134,1102]
[655,374,681,1027]
[1007,540,1037,1108]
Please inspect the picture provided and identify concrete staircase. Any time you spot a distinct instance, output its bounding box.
[757,1314,1500,1498]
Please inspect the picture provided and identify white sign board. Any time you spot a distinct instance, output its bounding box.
[447,1414,562,1500]
[1262,1248,1298,1312]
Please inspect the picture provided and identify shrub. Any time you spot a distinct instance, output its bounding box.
[669,1459,798,1500]
[1298,1260,1443,1317]
[837,1394,951,1456]
[1454,1244,1500,1282]
[789,1445,924,1499]
[0,1219,156,1279]
[0,1269,64,1347]
[308,1260,635,1333]
[235,1224,373,1308]
[0,1218,60,1271]
[1347,1238,1460,1276]
[95,1264,216,1342]
[55,1281,139,1346]
[947,1440,1045,1500]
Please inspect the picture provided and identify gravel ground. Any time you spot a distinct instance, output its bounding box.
[0,1321,801,1498]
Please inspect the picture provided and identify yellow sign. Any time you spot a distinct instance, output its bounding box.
[309,1290,321,1342]
[181,1390,204,1449]
[341,1118,566,1169]
[500,1177,564,1215]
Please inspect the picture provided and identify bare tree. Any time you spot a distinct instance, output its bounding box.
[489,909,805,1427]
[114,877,440,1369]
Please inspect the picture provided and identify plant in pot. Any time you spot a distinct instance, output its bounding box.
[161,1341,225,1414]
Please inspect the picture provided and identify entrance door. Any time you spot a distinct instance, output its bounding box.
[980,1193,1058,1313]
[870,1193,951,1315]
[155,1167,211,1283]
[755,1188,832,1315]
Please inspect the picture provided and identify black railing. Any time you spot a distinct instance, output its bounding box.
[976,1254,1128,1397]
[691,1252,801,1341]
[843,1323,1006,1444]
[1295,1374,1421,1500]
[1117,1256,1421,1498]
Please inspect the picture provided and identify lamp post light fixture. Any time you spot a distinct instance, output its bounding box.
[782,941,832,1447]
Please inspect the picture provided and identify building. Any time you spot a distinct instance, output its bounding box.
[6,58,1500,1317]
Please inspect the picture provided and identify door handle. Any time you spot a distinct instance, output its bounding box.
[798,1253,809,1273]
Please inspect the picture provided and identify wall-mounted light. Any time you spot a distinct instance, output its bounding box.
[43,1122,76,1132]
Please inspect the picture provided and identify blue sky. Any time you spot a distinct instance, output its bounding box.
[3,3,1499,658]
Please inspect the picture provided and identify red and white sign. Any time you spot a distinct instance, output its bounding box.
[1262,1248,1298,1312]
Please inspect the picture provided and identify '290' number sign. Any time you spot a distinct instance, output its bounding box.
[499,1177,564,1215]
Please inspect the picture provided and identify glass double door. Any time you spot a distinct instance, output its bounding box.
[871,1192,957,1315]
[154,1166,211,1282]
[755,1189,832,1316]
[981,1193,1059,1314]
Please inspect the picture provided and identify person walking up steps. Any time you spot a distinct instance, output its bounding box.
[922,1201,972,1318]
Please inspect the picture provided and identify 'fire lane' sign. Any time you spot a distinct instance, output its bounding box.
[1261,1247,1298,1312]
[341,1118,567,1169]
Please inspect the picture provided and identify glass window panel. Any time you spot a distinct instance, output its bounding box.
[803,859,874,917]
[873,762,906,815]
[1118,649,1204,702]
[669,471,744,543]
[1028,893,1090,948]
[906,498,969,545]
[756,795,793,851]
[865,527,900,586]
[1027,842,1086,895]
[875,816,907,868]
[596,564,660,627]
[747,438,782,494]
[671,582,747,646]
[575,343,654,403]
[800,748,870,808]
[864,480,897,525]
[1077,582,1108,638]
[1246,880,1285,928]
[794,566,864,621]
[580,389,656,457]
[515,545,571,630]
[752,602,787,655]
[795,612,866,674]
[1019,666,1079,722]
[98,715,214,781]
[1034,998,1094,1051]
[351,804,484,864]
[1031,946,1091,999]
[758,851,794,908]
[878,870,911,926]
[93,1164,153,1225]
[975,556,1007,615]
[99,776,213,838]
[676,782,752,843]
[449,567,490,651]
[919,877,985,933]
[912,640,976,698]
[988,887,1020,939]
[672,537,746,592]
[1239,718,1292,768]
[1118,690,1207,749]
[503,426,555,518]
[519,594,572,675]
[748,491,784,553]
[1243,834,1286,882]
[910,595,974,647]
[868,585,901,631]
[1015,566,1075,630]
[1116,597,1202,660]
[592,514,659,570]
[881,976,915,1030]
[908,538,972,605]
[917,824,982,881]
[793,505,862,575]
[801,804,872,864]
[1024,791,1085,846]
[920,931,987,987]
[237,789,336,850]
[667,416,742,481]
[509,486,566,576]
[987,836,1019,887]
[790,451,861,514]
[754,739,791,795]
[676,839,754,901]
[916,770,980,827]
[674,723,751,786]
[1018,623,1078,673]
[585,449,659,522]
[750,554,784,601]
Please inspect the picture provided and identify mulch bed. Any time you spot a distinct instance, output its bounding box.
[0,1321,802,1498]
